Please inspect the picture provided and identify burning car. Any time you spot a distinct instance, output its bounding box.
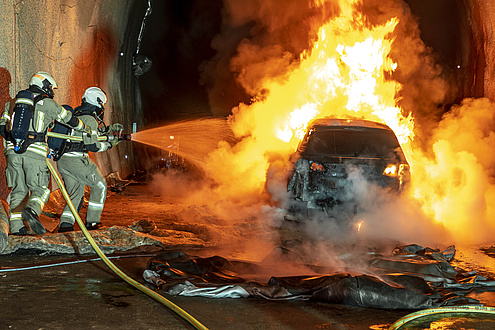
[286,117,410,223]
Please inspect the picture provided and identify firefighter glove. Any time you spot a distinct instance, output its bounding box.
[109,123,124,134]
[110,137,121,148]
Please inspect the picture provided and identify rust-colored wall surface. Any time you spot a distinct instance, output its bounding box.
[0,68,12,199]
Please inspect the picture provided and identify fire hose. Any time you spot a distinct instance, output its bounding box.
[388,305,495,329]
[45,158,209,330]
[46,131,132,142]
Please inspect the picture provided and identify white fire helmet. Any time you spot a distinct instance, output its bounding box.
[82,87,107,109]
[29,71,58,98]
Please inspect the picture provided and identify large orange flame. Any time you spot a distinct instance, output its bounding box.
[208,0,414,197]
[203,0,495,244]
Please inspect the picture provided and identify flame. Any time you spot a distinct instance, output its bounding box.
[203,0,495,244]
[276,103,319,142]
[357,221,363,233]
[268,2,414,148]
[407,98,495,243]
[208,0,414,198]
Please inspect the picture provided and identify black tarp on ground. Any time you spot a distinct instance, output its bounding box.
[143,244,495,309]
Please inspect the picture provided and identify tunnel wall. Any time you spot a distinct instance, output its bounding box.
[463,0,495,101]
[0,0,137,199]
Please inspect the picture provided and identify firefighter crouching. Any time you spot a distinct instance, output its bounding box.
[50,87,122,233]
[0,71,92,236]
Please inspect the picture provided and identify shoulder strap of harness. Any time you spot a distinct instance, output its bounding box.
[33,93,48,104]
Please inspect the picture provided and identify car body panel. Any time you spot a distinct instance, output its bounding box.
[287,118,410,221]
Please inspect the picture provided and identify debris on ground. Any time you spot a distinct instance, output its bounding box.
[1,224,208,255]
[106,172,134,193]
[144,244,495,309]
[129,219,157,233]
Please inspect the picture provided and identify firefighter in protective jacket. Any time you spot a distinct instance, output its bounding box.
[0,71,91,235]
[55,87,121,232]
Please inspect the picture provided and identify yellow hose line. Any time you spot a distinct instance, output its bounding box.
[389,305,495,329]
[47,131,107,141]
[46,159,209,330]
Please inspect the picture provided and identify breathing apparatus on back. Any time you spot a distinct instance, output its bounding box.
[46,87,131,159]
[10,71,55,153]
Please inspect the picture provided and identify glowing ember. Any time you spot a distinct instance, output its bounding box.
[357,221,363,233]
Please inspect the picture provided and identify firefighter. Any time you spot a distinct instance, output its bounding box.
[55,87,121,233]
[0,71,92,235]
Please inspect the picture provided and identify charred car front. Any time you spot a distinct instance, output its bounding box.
[287,118,410,222]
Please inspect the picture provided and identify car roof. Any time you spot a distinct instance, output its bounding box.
[307,117,392,131]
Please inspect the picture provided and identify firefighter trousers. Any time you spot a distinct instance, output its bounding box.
[57,155,107,226]
[5,153,50,233]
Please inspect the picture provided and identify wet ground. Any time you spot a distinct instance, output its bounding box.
[0,253,400,329]
[2,252,495,329]
[2,180,495,329]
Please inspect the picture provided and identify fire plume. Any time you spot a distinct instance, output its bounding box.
[201,0,495,244]
[208,0,414,196]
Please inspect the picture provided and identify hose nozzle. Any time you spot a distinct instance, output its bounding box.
[105,132,132,142]
[118,133,132,141]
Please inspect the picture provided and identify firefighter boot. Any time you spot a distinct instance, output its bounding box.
[21,208,46,235]
[85,222,101,230]
[58,222,74,233]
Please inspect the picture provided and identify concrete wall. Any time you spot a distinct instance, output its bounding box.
[0,0,136,199]
[473,0,495,101]
[463,0,495,101]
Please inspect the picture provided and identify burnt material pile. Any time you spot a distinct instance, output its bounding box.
[144,244,495,309]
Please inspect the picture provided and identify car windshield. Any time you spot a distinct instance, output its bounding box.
[303,127,401,158]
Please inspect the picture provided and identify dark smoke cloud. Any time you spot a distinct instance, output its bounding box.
[201,0,341,116]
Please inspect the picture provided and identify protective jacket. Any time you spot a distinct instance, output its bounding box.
[58,102,112,158]
[1,88,88,159]
[57,102,111,228]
